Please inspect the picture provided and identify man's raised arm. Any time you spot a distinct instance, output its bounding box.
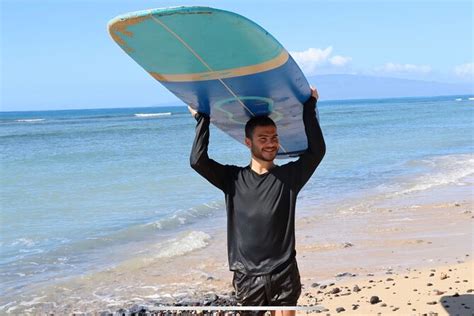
[291,87,327,190]
[189,106,229,192]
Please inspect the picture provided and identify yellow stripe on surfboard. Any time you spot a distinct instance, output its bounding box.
[148,50,289,82]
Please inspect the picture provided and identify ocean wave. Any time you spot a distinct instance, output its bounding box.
[395,154,474,195]
[15,119,45,123]
[469,97,474,101]
[134,112,172,118]
[337,153,474,215]
[11,238,36,247]
[154,231,210,258]
[148,201,223,231]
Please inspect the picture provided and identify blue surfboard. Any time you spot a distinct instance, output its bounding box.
[108,6,312,158]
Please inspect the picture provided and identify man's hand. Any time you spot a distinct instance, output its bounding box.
[188,105,198,118]
[310,86,319,101]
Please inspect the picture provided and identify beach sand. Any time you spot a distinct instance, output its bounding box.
[5,180,473,314]
[298,259,473,315]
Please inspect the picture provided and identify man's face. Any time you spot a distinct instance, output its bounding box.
[245,125,279,162]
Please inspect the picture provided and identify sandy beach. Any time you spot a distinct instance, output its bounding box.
[298,259,473,315]
[5,173,472,315]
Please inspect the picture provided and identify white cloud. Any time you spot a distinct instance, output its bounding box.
[290,47,352,75]
[376,63,432,74]
[329,55,352,66]
[454,63,474,77]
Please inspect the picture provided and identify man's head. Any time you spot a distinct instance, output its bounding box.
[244,116,279,162]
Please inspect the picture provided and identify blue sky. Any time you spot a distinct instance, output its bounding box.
[1,0,473,111]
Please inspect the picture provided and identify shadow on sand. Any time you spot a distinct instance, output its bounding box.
[441,294,473,315]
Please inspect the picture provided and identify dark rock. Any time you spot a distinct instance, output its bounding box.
[381,303,387,307]
[336,307,345,313]
[467,289,474,293]
[429,273,434,277]
[330,287,341,294]
[427,283,433,286]
[329,282,335,287]
[352,304,359,310]
[427,301,437,305]
[392,307,399,311]
[453,293,460,297]
[386,278,394,281]
[320,285,327,289]
[370,296,381,304]
[312,282,320,288]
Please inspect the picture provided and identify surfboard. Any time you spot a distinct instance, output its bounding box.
[108,6,312,158]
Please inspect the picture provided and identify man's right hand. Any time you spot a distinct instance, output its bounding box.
[188,105,198,118]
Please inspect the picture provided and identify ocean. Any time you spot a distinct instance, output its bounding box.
[1,95,473,303]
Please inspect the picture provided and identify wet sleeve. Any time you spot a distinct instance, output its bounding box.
[289,96,326,191]
[190,113,229,192]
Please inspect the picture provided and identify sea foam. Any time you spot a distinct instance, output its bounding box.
[134,112,171,118]
[155,231,210,259]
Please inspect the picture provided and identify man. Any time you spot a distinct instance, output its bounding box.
[188,87,326,316]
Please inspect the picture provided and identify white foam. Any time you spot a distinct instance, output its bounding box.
[394,154,474,196]
[155,231,210,258]
[469,97,474,101]
[11,238,36,247]
[18,296,46,307]
[134,112,171,118]
[455,98,463,101]
[16,119,45,122]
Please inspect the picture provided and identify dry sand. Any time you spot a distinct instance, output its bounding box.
[297,260,473,315]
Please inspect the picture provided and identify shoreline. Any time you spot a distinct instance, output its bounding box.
[2,179,473,314]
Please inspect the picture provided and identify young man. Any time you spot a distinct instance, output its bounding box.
[188,87,326,316]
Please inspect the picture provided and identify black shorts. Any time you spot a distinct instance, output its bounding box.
[232,258,301,312]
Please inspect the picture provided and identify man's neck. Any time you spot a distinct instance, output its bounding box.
[250,157,275,175]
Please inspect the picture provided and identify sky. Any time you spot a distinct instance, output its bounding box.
[1,0,473,111]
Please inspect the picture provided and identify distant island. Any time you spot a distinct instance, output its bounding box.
[307,74,474,101]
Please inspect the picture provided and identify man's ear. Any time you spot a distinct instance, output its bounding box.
[245,137,252,149]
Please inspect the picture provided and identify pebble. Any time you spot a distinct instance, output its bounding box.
[453,293,460,297]
[330,288,341,294]
[352,304,359,310]
[336,307,345,313]
[427,301,437,305]
[370,296,381,304]
[335,272,356,278]
[312,283,320,288]
[353,285,361,292]
[427,283,433,286]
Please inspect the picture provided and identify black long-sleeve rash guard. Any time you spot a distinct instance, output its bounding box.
[190,96,326,275]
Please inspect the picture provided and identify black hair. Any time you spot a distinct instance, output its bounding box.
[245,116,276,139]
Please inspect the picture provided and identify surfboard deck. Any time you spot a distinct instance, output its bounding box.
[108,6,312,158]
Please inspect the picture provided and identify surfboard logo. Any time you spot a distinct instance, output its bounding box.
[214,96,283,124]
